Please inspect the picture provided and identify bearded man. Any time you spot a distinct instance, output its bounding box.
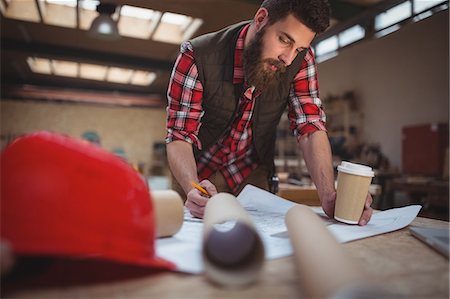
[165,0,373,225]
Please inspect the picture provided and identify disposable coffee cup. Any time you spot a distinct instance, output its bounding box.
[334,161,374,224]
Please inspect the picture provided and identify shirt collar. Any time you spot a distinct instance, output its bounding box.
[233,23,250,84]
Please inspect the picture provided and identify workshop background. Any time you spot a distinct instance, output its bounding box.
[1,0,448,220]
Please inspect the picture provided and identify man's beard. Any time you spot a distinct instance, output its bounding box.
[243,27,287,91]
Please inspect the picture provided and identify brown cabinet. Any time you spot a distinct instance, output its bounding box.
[402,123,448,176]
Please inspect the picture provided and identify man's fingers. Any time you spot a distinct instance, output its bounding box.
[365,194,373,208]
[358,194,373,226]
[185,187,209,219]
[190,194,209,206]
[323,203,334,219]
[358,206,373,226]
[187,188,209,206]
[199,179,218,196]
[321,191,337,219]
[185,200,205,218]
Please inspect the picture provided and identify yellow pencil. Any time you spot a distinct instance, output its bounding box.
[191,182,210,197]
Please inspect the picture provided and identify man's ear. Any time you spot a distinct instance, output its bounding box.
[253,8,269,31]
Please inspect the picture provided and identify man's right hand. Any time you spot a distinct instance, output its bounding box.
[185,179,218,218]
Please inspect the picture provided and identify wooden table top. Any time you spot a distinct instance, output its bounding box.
[3,217,449,299]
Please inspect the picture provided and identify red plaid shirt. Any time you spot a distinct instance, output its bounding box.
[166,24,326,192]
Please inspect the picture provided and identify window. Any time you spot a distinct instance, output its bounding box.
[339,25,365,48]
[314,0,448,63]
[375,1,412,31]
[413,0,447,14]
[315,36,338,57]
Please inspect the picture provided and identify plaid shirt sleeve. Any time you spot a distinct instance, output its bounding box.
[165,41,204,150]
[287,48,327,139]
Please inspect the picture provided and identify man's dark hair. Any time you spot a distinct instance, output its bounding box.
[260,0,330,33]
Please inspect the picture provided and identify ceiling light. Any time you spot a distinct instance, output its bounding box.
[89,2,120,40]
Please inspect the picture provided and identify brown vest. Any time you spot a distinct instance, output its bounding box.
[190,21,307,174]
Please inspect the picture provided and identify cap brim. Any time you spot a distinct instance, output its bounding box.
[136,256,176,270]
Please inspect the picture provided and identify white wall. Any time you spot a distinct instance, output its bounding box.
[318,10,449,170]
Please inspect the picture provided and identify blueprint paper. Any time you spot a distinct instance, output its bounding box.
[156,185,421,273]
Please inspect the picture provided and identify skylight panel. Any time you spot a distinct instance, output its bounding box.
[78,0,98,11]
[27,57,157,86]
[40,0,77,28]
[121,5,154,19]
[182,18,204,41]
[162,12,191,27]
[79,63,107,80]
[27,57,52,74]
[51,60,78,77]
[118,5,161,39]
[0,0,41,22]
[106,67,134,83]
[1,2,203,43]
[375,1,412,31]
[152,12,203,44]
[130,71,157,86]
[78,0,100,30]
[45,0,76,6]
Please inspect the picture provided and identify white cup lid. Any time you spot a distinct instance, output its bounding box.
[337,161,374,177]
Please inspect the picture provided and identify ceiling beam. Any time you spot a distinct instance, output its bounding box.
[2,84,165,108]
[329,0,365,21]
[0,75,164,94]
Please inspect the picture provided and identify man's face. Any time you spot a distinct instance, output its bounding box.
[243,13,316,90]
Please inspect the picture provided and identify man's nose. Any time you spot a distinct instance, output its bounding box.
[278,49,297,66]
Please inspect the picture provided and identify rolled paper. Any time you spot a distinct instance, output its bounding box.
[203,193,264,287]
[151,190,184,238]
[285,204,368,298]
[204,222,257,267]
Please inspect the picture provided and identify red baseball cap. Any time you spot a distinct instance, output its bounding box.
[0,131,174,270]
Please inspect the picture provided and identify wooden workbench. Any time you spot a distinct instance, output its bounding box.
[2,217,449,299]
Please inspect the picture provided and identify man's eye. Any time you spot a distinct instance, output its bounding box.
[279,36,290,44]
